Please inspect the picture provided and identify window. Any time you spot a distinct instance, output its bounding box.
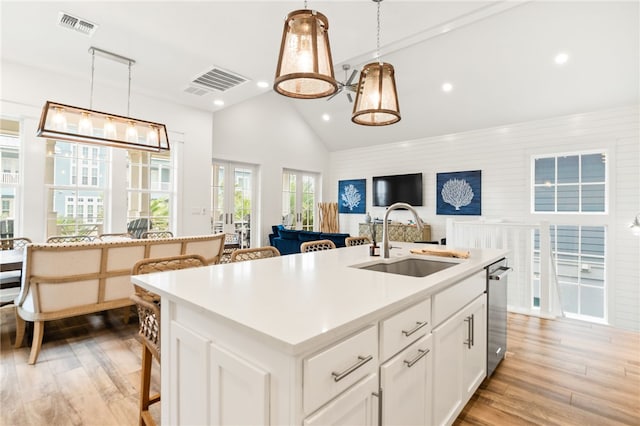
[127,150,173,237]
[533,152,606,213]
[45,140,108,237]
[531,150,608,322]
[533,225,606,320]
[282,169,318,231]
[0,119,20,237]
[211,161,256,248]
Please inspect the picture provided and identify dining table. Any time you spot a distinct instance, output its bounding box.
[0,249,25,273]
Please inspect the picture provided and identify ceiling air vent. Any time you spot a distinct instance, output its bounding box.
[191,67,248,92]
[58,11,98,36]
[183,86,210,96]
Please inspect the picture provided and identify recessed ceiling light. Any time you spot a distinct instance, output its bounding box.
[256,81,269,88]
[322,113,330,121]
[554,52,569,65]
[213,99,224,106]
[442,82,453,92]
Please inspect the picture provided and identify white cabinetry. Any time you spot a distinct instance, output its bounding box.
[380,334,433,425]
[303,374,379,426]
[432,294,487,426]
[168,320,270,425]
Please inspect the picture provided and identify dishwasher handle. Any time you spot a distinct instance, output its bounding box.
[489,266,512,281]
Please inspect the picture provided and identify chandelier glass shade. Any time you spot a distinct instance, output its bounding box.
[351,62,401,126]
[37,101,170,152]
[274,9,338,99]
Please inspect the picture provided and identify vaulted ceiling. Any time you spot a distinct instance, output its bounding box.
[2,1,638,151]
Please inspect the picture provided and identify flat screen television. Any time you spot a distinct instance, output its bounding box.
[372,173,423,207]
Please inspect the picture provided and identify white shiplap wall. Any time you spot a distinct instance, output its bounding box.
[328,105,639,331]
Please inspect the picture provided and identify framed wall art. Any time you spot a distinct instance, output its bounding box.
[436,170,481,215]
[338,179,366,214]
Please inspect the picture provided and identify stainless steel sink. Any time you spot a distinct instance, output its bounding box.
[355,257,457,278]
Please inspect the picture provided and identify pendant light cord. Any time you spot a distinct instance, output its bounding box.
[89,49,95,109]
[376,0,381,63]
[127,61,132,116]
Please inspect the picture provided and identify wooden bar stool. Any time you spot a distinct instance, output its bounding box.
[130,254,207,426]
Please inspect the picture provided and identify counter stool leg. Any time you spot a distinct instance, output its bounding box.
[139,344,159,426]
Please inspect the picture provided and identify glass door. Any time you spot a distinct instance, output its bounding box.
[212,161,255,248]
[282,169,318,230]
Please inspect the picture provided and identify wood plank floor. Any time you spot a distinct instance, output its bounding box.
[1,307,639,425]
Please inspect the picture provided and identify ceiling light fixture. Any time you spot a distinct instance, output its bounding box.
[256,81,270,88]
[352,0,401,126]
[37,47,169,151]
[322,113,330,121]
[273,1,338,99]
[555,52,569,65]
[213,99,225,106]
[442,82,453,92]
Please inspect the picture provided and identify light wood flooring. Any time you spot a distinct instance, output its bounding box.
[1,307,639,426]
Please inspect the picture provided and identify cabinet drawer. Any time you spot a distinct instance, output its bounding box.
[380,298,431,362]
[303,325,378,415]
[432,270,485,327]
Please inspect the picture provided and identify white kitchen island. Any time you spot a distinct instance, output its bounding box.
[132,243,508,426]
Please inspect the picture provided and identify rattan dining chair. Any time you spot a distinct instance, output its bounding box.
[98,233,134,241]
[140,231,174,239]
[46,235,94,243]
[130,254,208,426]
[345,236,371,247]
[230,246,280,263]
[300,239,336,253]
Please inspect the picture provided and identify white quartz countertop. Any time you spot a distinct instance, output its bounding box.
[132,243,507,354]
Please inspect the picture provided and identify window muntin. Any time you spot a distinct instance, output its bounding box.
[532,152,607,213]
[126,150,173,236]
[0,120,20,237]
[45,140,108,237]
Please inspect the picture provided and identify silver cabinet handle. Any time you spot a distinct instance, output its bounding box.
[470,313,475,347]
[464,316,472,349]
[404,348,430,368]
[489,266,512,280]
[402,321,428,337]
[331,355,373,382]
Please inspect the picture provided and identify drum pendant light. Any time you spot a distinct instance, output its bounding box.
[352,0,401,126]
[274,2,338,99]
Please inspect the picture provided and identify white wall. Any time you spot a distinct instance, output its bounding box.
[1,60,214,239]
[211,92,330,246]
[328,105,640,331]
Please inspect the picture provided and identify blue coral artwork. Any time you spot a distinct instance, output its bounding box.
[338,179,366,214]
[436,170,481,215]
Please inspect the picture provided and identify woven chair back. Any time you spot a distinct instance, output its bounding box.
[230,246,280,263]
[0,237,32,251]
[345,236,371,247]
[300,239,336,253]
[130,254,207,361]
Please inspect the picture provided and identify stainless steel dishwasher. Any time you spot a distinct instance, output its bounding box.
[486,258,511,376]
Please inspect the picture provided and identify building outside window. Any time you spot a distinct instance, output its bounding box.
[282,169,318,231]
[45,140,108,237]
[532,151,607,322]
[126,150,173,237]
[0,119,20,237]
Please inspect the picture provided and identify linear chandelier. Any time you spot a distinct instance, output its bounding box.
[37,47,169,152]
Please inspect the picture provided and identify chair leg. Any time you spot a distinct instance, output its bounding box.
[27,321,45,365]
[139,344,158,426]
[14,311,25,348]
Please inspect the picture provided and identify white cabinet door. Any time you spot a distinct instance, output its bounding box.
[432,294,487,426]
[462,295,487,399]
[304,374,379,426]
[432,308,465,426]
[210,342,270,425]
[380,334,433,426]
[169,320,270,426]
[169,321,211,426]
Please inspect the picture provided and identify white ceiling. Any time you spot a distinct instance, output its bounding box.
[1,1,638,151]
